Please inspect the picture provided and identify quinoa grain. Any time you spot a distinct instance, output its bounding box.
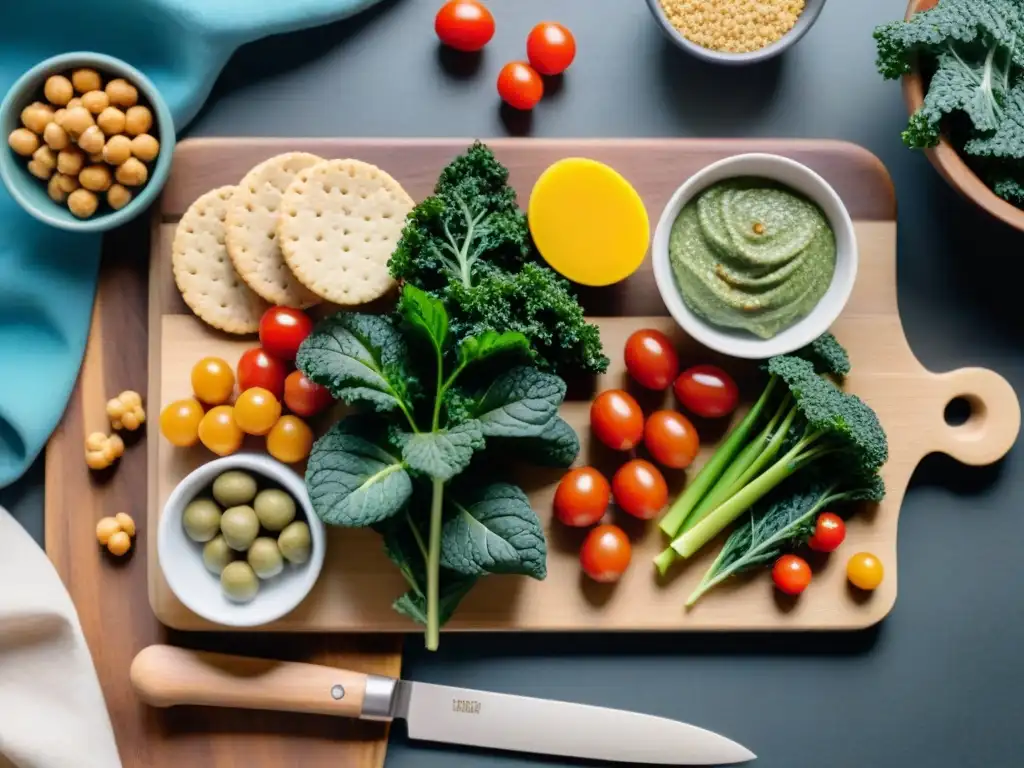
[658,0,805,54]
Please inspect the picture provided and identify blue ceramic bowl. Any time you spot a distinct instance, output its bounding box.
[0,52,175,233]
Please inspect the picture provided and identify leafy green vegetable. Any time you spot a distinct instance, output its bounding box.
[396,421,485,481]
[389,142,608,376]
[469,366,566,438]
[492,416,581,468]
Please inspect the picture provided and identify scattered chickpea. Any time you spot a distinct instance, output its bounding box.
[107,184,132,211]
[72,68,102,93]
[107,390,145,431]
[43,121,69,150]
[124,105,152,137]
[62,106,94,138]
[115,512,136,537]
[47,174,70,203]
[43,75,73,106]
[79,164,113,193]
[57,147,85,176]
[130,133,159,162]
[7,128,39,156]
[115,157,148,187]
[21,102,53,133]
[32,145,56,173]
[54,173,79,194]
[68,188,99,219]
[66,97,83,111]
[96,106,126,135]
[106,531,132,557]
[77,124,106,155]
[105,78,138,108]
[102,134,132,165]
[81,89,110,115]
[95,512,137,555]
[96,516,120,545]
[84,431,124,470]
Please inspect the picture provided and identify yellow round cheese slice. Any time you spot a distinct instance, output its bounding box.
[528,158,650,287]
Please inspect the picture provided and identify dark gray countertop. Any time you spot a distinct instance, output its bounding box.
[7,0,1024,765]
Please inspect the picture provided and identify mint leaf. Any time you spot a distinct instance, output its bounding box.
[457,329,530,367]
[441,483,547,580]
[400,284,448,354]
[494,416,580,468]
[397,421,485,481]
[297,313,414,414]
[472,366,566,438]
[305,418,413,527]
[393,573,477,626]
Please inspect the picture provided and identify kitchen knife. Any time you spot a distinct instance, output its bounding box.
[130,645,754,765]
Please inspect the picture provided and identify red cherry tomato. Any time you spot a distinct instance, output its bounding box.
[526,22,577,76]
[554,467,610,527]
[590,389,644,451]
[284,371,334,418]
[772,555,812,596]
[674,364,739,418]
[435,0,495,52]
[580,524,632,583]
[807,512,846,553]
[497,61,544,110]
[612,459,668,520]
[259,307,313,362]
[237,347,288,400]
[644,410,700,469]
[624,329,679,391]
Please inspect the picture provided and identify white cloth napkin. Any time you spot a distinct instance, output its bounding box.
[0,505,121,768]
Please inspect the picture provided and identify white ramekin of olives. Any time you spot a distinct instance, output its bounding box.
[158,453,325,628]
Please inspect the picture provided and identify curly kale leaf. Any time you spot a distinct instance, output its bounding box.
[991,168,1024,202]
[965,80,1024,159]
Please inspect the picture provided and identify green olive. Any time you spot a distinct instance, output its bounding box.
[182,498,221,543]
[220,561,259,603]
[278,521,312,565]
[212,470,258,508]
[220,505,260,551]
[254,488,296,532]
[202,535,234,575]
[247,537,284,579]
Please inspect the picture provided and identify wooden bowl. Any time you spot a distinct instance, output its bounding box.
[903,0,1024,232]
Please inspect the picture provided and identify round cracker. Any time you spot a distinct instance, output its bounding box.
[226,152,323,308]
[173,186,270,334]
[279,159,413,306]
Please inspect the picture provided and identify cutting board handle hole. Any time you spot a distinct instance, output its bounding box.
[944,396,976,428]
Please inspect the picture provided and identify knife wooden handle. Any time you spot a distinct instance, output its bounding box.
[130,645,389,719]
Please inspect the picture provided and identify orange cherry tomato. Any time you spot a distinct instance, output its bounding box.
[612,459,668,520]
[497,61,543,110]
[266,415,314,464]
[527,22,576,76]
[435,0,495,52]
[191,357,235,405]
[624,328,679,391]
[233,387,282,436]
[554,467,610,527]
[159,398,204,447]
[283,371,334,418]
[580,524,631,583]
[772,554,812,596]
[590,389,644,451]
[674,364,739,419]
[846,552,884,591]
[643,410,700,469]
[808,512,846,553]
[197,405,244,456]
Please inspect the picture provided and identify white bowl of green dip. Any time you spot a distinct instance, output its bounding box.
[651,153,857,360]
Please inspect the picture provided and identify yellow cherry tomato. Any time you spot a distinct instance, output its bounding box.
[198,405,244,456]
[159,398,204,447]
[846,552,884,591]
[266,415,313,464]
[191,357,235,405]
[233,387,282,436]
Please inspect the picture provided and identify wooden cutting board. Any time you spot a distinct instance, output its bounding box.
[45,219,401,768]
[149,138,1020,634]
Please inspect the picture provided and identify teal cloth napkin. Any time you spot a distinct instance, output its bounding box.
[0,0,381,488]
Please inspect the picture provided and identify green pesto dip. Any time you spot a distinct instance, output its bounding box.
[669,177,836,339]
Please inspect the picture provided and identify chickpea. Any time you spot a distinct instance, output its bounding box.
[115,157,148,187]
[79,164,112,193]
[54,173,79,194]
[32,145,56,172]
[68,188,99,219]
[61,106,94,138]
[124,105,152,137]
[7,128,39,156]
[130,133,159,162]
[107,184,132,210]
[105,78,138,108]
[81,90,110,115]
[96,106,125,135]
[72,68,102,93]
[47,174,70,203]
[66,97,82,111]
[106,389,145,430]
[77,124,105,155]
[44,75,73,106]
[53,108,67,128]
[95,516,120,546]
[102,134,132,165]
[106,531,132,556]
[43,121,69,150]
[27,160,53,180]
[115,512,136,537]
[21,102,53,133]
[57,147,85,176]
